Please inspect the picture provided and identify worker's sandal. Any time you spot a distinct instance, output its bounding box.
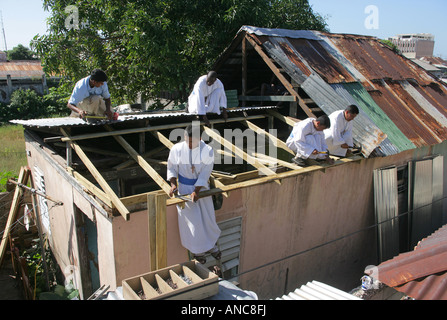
[193,254,207,264]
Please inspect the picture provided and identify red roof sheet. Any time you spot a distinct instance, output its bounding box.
[370,224,447,300]
[0,60,44,78]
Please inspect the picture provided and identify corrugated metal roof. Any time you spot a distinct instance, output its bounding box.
[368,224,447,300]
[10,106,278,128]
[239,26,447,156]
[275,280,362,300]
[0,60,44,78]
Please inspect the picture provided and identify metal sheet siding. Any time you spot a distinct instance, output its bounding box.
[339,82,415,153]
[373,166,400,262]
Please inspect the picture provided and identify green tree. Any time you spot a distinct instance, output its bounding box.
[7,44,38,60]
[32,0,328,105]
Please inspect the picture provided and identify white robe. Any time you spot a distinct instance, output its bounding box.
[324,110,354,157]
[167,140,221,254]
[188,75,227,115]
[286,118,328,160]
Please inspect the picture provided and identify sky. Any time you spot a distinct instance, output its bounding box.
[0,0,446,57]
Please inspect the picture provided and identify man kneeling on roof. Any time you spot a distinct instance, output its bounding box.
[187,71,228,127]
[167,123,221,264]
[67,69,113,120]
[286,115,334,167]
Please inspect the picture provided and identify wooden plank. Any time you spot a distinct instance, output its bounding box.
[61,128,130,220]
[147,194,157,271]
[245,34,315,118]
[56,115,266,143]
[254,152,302,170]
[104,126,172,197]
[67,167,113,207]
[203,126,281,184]
[156,193,168,270]
[0,167,30,266]
[243,119,295,155]
[267,110,299,127]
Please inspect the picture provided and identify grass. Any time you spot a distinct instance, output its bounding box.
[0,125,28,192]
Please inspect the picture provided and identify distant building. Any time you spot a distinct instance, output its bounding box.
[389,33,435,59]
[0,52,48,103]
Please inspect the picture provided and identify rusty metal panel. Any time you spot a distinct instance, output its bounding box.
[368,80,439,147]
[372,224,447,300]
[301,74,387,157]
[0,61,44,78]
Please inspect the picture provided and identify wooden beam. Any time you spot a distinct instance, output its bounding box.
[203,126,281,185]
[67,167,113,207]
[61,128,130,220]
[267,110,299,127]
[53,115,266,143]
[114,145,166,170]
[104,126,172,197]
[245,34,315,118]
[0,167,30,266]
[156,193,168,269]
[254,152,302,170]
[147,193,157,271]
[243,119,295,156]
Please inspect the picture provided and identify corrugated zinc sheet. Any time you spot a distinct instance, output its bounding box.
[10,106,278,128]
[338,82,415,152]
[368,80,440,147]
[0,61,44,78]
[371,224,447,300]
[373,166,400,263]
[275,280,362,300]
[300,74,387,157]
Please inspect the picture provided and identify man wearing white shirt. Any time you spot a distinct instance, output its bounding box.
[324,105,359,157]
[67,69,113,120]
[167,123,221,264]
[187,71,228,126]
[286,115,333,167]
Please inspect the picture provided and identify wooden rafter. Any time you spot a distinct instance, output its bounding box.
[61,128,130,220]
[243,119,295,156]
[244,34,315,118]
[202,126,281,185]
[104,125,172,198]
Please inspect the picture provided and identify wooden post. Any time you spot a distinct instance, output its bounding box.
[0,167,30,266]
[156,193,168,269]
[147,194,157,271]
[242,36,247,107]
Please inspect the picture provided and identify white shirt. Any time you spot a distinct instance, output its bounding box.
[324,110,354,156]
[68,76,111,106]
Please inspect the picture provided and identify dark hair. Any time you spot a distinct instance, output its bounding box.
[207,71,218,80]
[346,104,359,115]
[316,115,331,129]
[184,123,202,139]
[91,69,108,82]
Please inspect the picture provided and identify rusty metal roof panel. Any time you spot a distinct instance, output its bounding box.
[368,80,442,147]
[323,34,434,85]
[371,224,447,300]
[0,60,44,78]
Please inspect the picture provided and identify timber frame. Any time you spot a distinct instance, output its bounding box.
[30,110,362,224]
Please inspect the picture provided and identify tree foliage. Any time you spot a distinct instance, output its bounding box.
[32,0,328,105]
[7,44,38,60]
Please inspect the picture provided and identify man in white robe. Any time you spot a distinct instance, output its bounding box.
[324,105,359,157]
[286,115,333,166]
[167,124,221,263]
[188,71,228,126]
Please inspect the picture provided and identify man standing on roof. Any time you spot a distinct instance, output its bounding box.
[324,105,359,157]
[67,69,113,120]
[167,123,221,264]
[187,71,228,126]
[286,115,334,167]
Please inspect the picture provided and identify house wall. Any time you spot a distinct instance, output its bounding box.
[236,149,421,299]
[24,139,117,297]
